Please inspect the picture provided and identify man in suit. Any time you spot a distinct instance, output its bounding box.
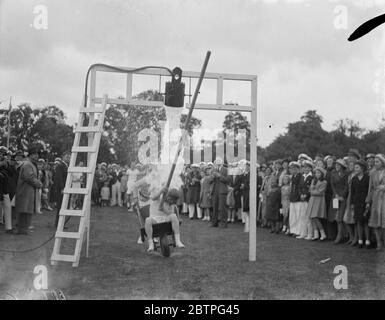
[53,151,70,227]
[15,146,42,235]
[210,157,230,228]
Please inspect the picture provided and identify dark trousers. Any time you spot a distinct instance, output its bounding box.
[212,192,227,226]
[55,193,64,228]
[17,212,32,233]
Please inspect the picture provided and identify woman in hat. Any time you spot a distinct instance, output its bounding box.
[200,164,213,221]
[351,159,370,248]
[265,176,281,234]
[186,164,202,219]
[366,154,385,250]
[281,175,291,234]
[324,156,336,239]
[330,159,349,244]
[279,159,290,187]
[365,154,375,172]
[308,167,327,241]
[259,166,272,227]
[343,160,358,246]
[297,160,314,240]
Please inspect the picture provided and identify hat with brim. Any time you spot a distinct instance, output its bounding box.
[191,163,199,168]
[14,150,24,157]
[28,145,40,156]
[336,159,347,169]
[214,157,223,165]
[0,146,8,155]
[365,153,375,160]
[375,154,385,166]
[315,167,326,177]
[355,159,367,170]
[298,153,312,162]
[348,148,361,159]
[324,155,333,162]
[303,160,314,168]
[289,161,301,168]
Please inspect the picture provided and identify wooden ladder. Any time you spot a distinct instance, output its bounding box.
[50,95,108,267]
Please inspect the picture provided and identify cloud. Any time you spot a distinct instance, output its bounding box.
[1,0,385,147]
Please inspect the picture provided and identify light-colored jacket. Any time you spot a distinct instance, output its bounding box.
[15,160,42,214]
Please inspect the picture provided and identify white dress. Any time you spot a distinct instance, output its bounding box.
[126,169,139,195]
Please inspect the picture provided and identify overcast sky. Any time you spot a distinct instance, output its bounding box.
[1,0,385,147]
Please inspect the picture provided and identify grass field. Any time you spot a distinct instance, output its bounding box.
[0,205,384,299]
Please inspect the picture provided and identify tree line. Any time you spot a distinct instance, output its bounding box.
[258,110,385,163]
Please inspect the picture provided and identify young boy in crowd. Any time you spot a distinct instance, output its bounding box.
[100,181,110,207]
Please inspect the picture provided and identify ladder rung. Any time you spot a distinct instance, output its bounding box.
[72,146,97,153]
[74,126,100,133]
[79,107,104,113]
[56,231,81,239]
[59,209,85,217]
[63,188,89,195]
[68,166,94,173]
[51,254,76,263]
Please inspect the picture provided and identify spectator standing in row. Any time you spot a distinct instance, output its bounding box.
[15,146,42,235]
[210,157,230,228]
[0,147,12,233]
[53,152,70,227]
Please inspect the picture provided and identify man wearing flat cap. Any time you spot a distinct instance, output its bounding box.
[347,148,361,162]
[15,145,43,234]
[53,151,70,227]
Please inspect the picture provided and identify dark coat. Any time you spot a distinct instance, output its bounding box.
[301,173,313,202]
[52,160,68,202]
[290,173,304,203]
[265,187,281,221]
[15,160,42,214]
[325,167,335,212]
[0,167,9,196]
[230,174,243,209]
[211,165,230,196]
[351,174,370,223]
[328,170,349,222]
[242,172,250,212]
[186,170,201,204]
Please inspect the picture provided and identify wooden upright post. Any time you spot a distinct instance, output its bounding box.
[249,78,258,262]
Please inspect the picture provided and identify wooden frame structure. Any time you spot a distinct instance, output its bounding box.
[91,65,258,262]
[51,65,258,266]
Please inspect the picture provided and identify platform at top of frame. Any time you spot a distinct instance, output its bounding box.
[89,65,257,113]
[92,65,257,82]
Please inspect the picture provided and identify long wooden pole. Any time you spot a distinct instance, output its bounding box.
[164,51,211,189]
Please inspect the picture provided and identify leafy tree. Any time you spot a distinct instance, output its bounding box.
[99,90,201,165]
